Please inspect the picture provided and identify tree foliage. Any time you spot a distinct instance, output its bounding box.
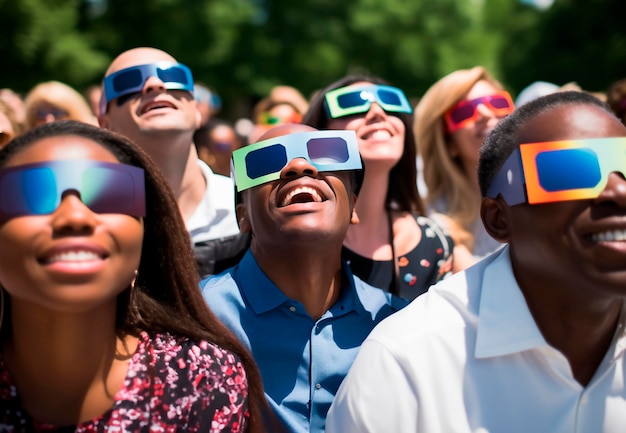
[1,0,625,117]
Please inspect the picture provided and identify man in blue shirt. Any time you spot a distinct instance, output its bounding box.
[201,123,408,433]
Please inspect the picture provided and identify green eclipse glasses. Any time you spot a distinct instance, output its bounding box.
[324,84,413,119]
[231,130,362,192]
[0,160,146,221]
[487,137,626,205]
[100,62,194,114]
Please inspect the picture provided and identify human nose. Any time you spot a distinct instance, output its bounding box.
[50,191,98,234]
[280,157,319,180]
[364,102,387,121]
[595,172,626,207]
[142,75,167,95]
[475,102,497,120]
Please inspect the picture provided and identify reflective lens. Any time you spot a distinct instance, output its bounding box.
[325,84,413,119]
[231,130,361,191]
[100,62,194,114]
[0,160,146,221]
[445,91,514,132]
[536,149,601,192]
[486,137,626,205]
[245,144,288,179]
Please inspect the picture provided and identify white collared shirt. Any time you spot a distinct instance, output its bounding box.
[326,246,626,433]
[186,160,239,243]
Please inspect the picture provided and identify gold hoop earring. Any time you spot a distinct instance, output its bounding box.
[131,270,137,291]
[129,270,143,325]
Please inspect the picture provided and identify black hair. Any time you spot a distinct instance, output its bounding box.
[478,91,614,197]
[302,74,424,215]
[0,120,268,433]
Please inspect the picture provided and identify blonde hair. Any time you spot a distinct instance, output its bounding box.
[24,81,97,131]
[414,66,503,249]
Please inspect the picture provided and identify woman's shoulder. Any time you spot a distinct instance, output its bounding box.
[415,215,454,250]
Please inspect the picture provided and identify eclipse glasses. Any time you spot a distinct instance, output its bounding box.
[487,137,626,205]
[0,160,146,221]
[324,84,412,119]
[445,91,514,132]
[231,130,362,192]
[100,62,194,114]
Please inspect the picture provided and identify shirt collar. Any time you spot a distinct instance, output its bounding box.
[476,247,626,361]
[232,250,362,316]
[475,246,548,358]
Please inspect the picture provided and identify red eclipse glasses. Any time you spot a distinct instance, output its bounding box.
[444,91,514,133]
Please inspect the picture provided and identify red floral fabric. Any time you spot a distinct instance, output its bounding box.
[0,332,249,432]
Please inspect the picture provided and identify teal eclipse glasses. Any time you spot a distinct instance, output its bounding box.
[324,84,413,119]
[487,137,626,205]
[0,160,146,221]
[100,62,194,114]
[231,130,362,192]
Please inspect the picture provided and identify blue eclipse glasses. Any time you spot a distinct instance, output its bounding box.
[0,160,146,221]
[231,130,362,191]
[100,62,194,114]
[324,84,413,119]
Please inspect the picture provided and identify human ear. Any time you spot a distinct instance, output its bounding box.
[350,194,360,225]
[236,202,252,233]
[480,196,511,243]
[98,115,109,129]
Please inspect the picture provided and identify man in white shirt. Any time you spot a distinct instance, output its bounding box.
[326,90,626,433]
[98,47,244,275]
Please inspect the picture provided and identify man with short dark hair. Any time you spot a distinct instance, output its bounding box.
[201,124,407,433]
[326,91,626,433]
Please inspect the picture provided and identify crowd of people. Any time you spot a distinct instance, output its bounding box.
[1,45,626,432]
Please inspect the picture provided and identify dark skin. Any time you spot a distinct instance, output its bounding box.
[237,124,359,320]
[481,103,626,386]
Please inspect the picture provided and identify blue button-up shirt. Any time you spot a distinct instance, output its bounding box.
[201,250,408,433]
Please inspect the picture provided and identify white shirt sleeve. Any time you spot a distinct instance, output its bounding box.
[326,338,419,433]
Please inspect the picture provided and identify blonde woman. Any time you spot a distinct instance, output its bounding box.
[23,81,97,131]
[415,66,514,259]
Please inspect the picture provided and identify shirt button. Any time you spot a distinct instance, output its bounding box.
[289,306,296,312]
[315,383,321,389]
[580,394,589,405]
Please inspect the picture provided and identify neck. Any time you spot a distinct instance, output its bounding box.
[252,243,344,320]
[2,301,137,424]
[344,168,392,257]
[513,260,624,386]
[142,136,206,222]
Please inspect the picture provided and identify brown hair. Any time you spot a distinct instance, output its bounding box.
[414,66,503,249]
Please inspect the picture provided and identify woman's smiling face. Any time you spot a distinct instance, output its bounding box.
[0,135,144,315]
[327,82,406,172]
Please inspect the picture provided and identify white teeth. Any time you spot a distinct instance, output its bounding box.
[366,130,391,140]
[47,251,101,263]
[590,230,626,242]
[281,187,323,207]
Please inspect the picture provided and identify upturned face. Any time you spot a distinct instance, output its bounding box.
[447,80,508,181]
[326,82,406,173]
[490,103,626,300]
[0,135,144,315]
[238,124,358,253]
[99,48,200,147]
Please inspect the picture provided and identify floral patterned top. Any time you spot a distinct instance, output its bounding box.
[343,215,454,301]
[0,332,249,432]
